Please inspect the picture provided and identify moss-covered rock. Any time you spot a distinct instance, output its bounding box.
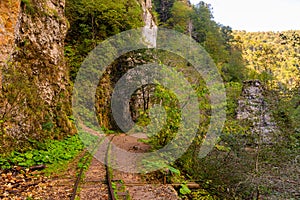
[0,0,75,153]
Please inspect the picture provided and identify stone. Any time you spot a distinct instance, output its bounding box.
[237,80,277,144]
[0,0,74,144]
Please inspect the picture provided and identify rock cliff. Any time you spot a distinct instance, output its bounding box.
[237,80,277,144]
[95,0,156,130]
[0,0,156,150]
[0,0,20,87]
[0,0,74,151]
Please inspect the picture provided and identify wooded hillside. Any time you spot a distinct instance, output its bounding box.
[232,30,300,88]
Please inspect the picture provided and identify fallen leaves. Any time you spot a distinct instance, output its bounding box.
[0,167,50,199]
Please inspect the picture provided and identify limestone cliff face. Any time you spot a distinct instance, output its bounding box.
[0,1,21,87]
[14,0,68,104]
[0,0,74,149]
[141,0,157,47]
[237,80,277,144]
[0,0,155,148]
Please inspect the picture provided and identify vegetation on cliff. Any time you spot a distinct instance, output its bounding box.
[0,0,73,155]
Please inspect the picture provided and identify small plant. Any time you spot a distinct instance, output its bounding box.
[179,183,191,196]
[21,0,36,15]
[42,121,54,131]
[77,153,92,170]
[190,189,218,200]
[101,126,115,134]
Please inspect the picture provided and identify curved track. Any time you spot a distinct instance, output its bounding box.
[71,135,120,200]
[70,133,180,200]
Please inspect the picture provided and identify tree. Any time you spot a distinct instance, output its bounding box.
[153,0,176,23]
[65,0,144,81]
[165,1,193,32]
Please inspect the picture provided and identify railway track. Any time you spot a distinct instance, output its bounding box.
[70,133,181,200]
[105,135,130,200]
[71,135,124,200]
[70,134,129,200]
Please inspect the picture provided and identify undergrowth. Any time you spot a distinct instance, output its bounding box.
[0,135,84,170]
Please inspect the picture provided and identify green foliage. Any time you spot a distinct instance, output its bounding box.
[167,165,180,175]
[101,126,115,134]
[166,1,193,32]
[147,83,181,148]
[111,180,130,200]
[153,0,176,23]
[232,30,300,88]
[42,121,54,131]
[0,135,84,169]
[179,183,191,195]
[190,189,218,200]
[225,82,243,117]
[21,0,36,15]
[77,152,92,172]
[190,2,246,82]
[269,85,300,150]
[155,1,245,82]
[65,0,144,82]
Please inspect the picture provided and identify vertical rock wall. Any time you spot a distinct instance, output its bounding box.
[237,80,277,144]
[141,0,157,47]
[0,0,21,88]
[96,0,157,131]
[0,0,74,149]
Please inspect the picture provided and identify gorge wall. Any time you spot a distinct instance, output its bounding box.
[0,0,74,151]
[0,0,158,151]
[0,1,20,88]
[0,0,157,149]
[95,0,157,130]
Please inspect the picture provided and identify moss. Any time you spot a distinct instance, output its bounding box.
[0,2,73,154]
[21,0,36,15]
[21,0,61,19]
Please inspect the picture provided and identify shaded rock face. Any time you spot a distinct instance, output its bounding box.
[15,0,68,104]
[237,80,277,144]
[130,84,155,122]
[96,0,157,131]
[0,0,74,146]
[129,0,157,123]
[96,52,154,130]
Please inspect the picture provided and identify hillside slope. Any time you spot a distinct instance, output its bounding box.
[232,30,300,88]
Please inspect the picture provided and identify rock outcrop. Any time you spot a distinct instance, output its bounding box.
[96,0,157,130]
[0,0,74,150]
[0,1,20,88]
[0,0,156,149]
[237,80,277,144]
[141,0,157,47]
